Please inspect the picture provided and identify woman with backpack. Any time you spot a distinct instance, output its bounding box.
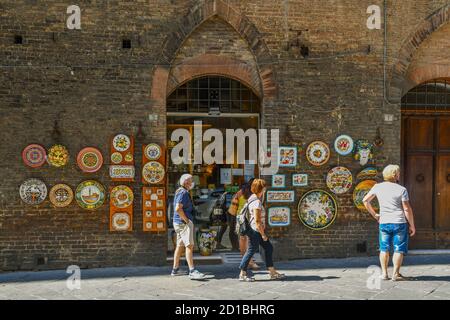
[238,178,286,282]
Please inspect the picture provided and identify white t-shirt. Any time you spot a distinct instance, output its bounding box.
[366,182,409,224]
[247,194,266,231]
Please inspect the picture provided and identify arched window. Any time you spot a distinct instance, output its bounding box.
[401,78,450,113]
[167,76,260,114]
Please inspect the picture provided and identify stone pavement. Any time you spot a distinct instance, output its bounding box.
[0,254,449,300]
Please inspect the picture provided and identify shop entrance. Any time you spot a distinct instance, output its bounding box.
[165,76,261,258]
[401,79,450,249]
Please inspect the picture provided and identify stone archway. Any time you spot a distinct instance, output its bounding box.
[388,4,450,102]
[150,0,277,109]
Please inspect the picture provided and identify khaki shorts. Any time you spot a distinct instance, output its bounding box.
[174,220,194,247]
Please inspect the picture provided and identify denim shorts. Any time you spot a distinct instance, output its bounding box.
[379,223,409,254]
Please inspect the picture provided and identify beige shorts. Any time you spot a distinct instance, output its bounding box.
[174,220,194,247]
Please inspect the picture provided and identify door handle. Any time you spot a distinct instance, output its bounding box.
[416,174,425,183]
[437,192,441,196]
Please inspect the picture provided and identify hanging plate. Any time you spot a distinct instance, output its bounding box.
[111,212,131,231]
[112,134,131,152]
[22,144,47,168]
[110,185,134,208]
[353,180,379,212]
[111,152,123,164]
[142,161,165,184]
[356,167,378,181]
[49,184,73,208]
[334,134,354,156]
[75,180,106,210]
[306,141,330,166]
[297,189,337,230]
[144,143,162,161]
[19,178,47,205]
[77,147,103,173]
[326,166,353,194]
[47,145,69,167]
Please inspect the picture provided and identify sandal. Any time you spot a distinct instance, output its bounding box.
[269,273,286,280]
[391,273,408,282]
[380,274,389,280]
[239,274,255,282]
[249,262,260,271]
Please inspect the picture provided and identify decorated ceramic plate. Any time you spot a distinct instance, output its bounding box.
[334,135,354,156]
[112,134,131,152]
[110,185,133,208]
[356,167,378,180]
[111,212,131,231]
[353,180,379,212]
[47,145,69,167]
[77,147,103,173]
[298,189,337,230]
[144,143,162,160]
[326,166,353,194]
[306,141,330,166]
[75,180,106,210]
[111,152,122,164]
[19,178,47,205]
[22,144,47,168]
[142,161,165,184]
[124,152,133,162]
[49,184,73,207]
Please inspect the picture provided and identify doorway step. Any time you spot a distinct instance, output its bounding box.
[409,249,450,255]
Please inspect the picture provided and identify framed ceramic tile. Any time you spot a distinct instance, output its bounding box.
[266,190,295,203]
[268,207,291,227]
[278,146,297,167]
[292,174,308,187]
[272,174,286,188]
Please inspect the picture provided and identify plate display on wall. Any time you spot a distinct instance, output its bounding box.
[111,152,123,164]
[278,146,297,167]
[112,134,131,152]
[22,144,47,168]
[110,185,133,208]
[75,180,106,210]
[144,143,162,161]
[356,167,378,181]
[353,180,379,212]
[47,145,69,167]
[142,161,165,184]
[19,178,47,205]
[326,166,353,194]
[334,135,354,156]
[111,212,131,231]
[77,147,103,173]
[268,207,291,227]
[306,141,330,166]
[49,184,73,208]
[297,189,337,230]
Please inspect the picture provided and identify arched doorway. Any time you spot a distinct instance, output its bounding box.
[401,78,450,249]
[166,75,261,255]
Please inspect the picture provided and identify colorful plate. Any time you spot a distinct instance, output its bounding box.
[326,166,353,194]
[110,185,133,208]
[306,141,330,166]
[144,144,162,160]
[142,161,165,184]
[19,178,47,205]
[77,147,103,173]
[353,180,379,212]
[356,167,378,181]
[112,134,131,152]
[49,184,73,207]
[111,212,131,231]
[75,180,106,210]
[47,145,69,167]
[298,189,337,230]
[22,144,47,168]
[111,152,122,164]
[334,135,354,156]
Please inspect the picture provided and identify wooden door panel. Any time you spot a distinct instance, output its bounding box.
[438,118,450,150]
[407,118,435,150]
[436,155,450,229]
[405,155,434,229]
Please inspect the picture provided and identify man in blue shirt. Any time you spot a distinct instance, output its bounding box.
[171,174,205,279]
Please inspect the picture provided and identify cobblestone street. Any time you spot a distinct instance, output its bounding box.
[0,254,449,300]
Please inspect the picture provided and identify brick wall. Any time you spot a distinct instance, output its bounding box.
[0,0,448,271]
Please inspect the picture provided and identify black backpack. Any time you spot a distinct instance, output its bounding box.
[235,198,258,236]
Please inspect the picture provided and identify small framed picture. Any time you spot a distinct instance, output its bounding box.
[266,190,295,203]
[292,174,308,187]
[157,222,164,229]
[145,200,151,207]
[157,189,164,196]
[145,211,152,218]
[150,194,158,200]
[272,174,286,188]
[268,207,291,227]
[156,200,163,208]
[278,146,297,167]
[156,210,164,217]
[145,222,152,229]
[145,188,152,195]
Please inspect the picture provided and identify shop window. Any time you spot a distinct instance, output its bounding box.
[402,79,450,113]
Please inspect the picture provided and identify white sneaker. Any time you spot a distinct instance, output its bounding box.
[189,269,206,280]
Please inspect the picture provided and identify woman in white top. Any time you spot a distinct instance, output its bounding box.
[238,179,286,281]
[363,164,416,281]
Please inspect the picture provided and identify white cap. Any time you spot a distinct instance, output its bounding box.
[179,173,193,187]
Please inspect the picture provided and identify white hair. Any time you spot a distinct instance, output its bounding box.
[179,173,193,187]
[382,164,400,181]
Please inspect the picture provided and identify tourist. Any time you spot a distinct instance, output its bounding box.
[363,164,416,281]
